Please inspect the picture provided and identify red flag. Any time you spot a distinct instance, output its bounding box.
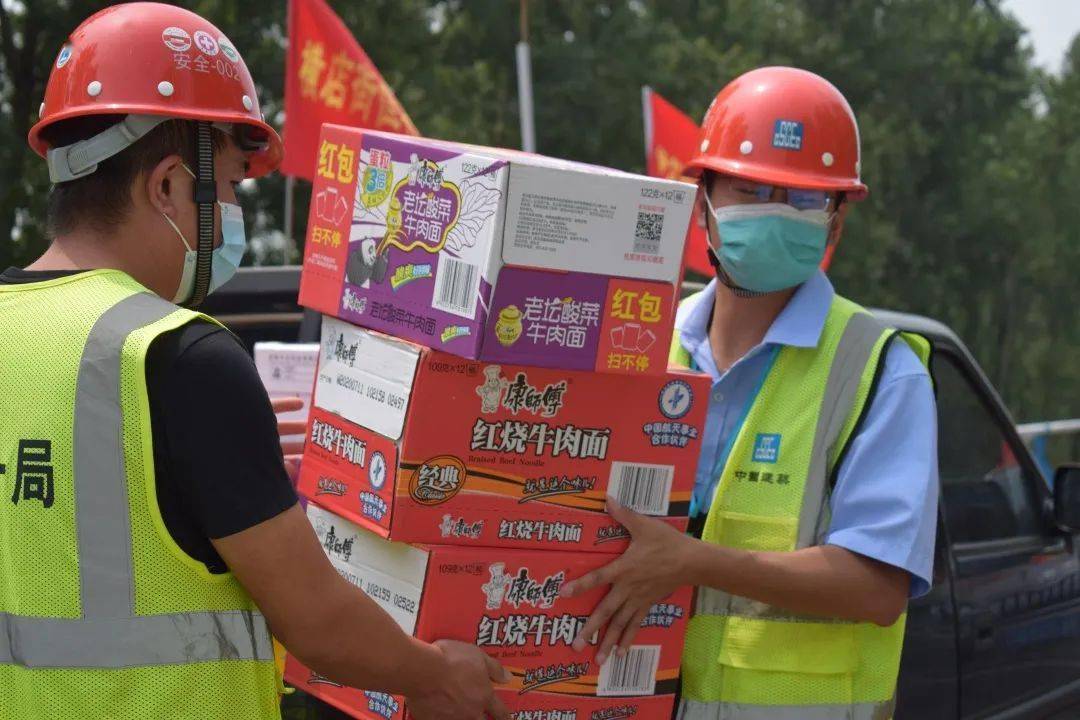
[283,0,417,179]
[643,87,711,277]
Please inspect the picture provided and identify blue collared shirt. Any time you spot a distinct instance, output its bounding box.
[677,271,939,597]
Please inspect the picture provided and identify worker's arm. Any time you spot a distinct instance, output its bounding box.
[684,537,909,627]
[561,501,908,664]
[214,505,509,720]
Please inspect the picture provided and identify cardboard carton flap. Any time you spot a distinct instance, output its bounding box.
[307,504,428,634]
[315,318,421,440]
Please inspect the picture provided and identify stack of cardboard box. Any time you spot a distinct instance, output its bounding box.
[287,124,707,720]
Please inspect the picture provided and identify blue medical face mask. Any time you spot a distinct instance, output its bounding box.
[162,164,247,304]
[705,196,830,294]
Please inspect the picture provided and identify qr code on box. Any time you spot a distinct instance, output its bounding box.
[634,211,664,255]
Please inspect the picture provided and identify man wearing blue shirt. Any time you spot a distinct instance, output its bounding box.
[563,67,938,719]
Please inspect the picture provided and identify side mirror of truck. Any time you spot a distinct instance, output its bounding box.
[1054,464,1080,532]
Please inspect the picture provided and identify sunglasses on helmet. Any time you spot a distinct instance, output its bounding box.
[211,122,270,153]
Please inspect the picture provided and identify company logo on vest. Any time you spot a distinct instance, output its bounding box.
[752,433,781,463]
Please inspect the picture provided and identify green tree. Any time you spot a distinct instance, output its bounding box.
[0,0,116,269]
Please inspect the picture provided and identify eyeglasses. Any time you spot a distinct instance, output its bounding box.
[714,176,837,212]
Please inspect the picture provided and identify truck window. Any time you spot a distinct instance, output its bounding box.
[933,351,1044,544]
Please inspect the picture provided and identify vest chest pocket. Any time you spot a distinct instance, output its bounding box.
[715,616,858,705]
[709,511,799,553]
[718,617,856,673]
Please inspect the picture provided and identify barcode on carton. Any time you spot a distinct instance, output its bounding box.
[597,645,660,696]
[608,462,673,516]
[633,211,664,255]
[432,255,480,319]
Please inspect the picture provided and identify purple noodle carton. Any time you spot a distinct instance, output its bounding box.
[300,125,695,375]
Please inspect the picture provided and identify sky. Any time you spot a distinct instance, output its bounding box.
[1002,0,1080,74]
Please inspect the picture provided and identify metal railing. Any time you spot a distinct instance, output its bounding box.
[1016,419,1080,440]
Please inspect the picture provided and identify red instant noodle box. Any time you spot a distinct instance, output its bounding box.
[282,665,676,720]
[284,504,688,720]
[297,317,710,553]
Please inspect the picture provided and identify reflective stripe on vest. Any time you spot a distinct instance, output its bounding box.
[694,589,854,624]
[679,698,895,720]
[792,311,884,550]
[0,291,273,669]
[0,610,272,668]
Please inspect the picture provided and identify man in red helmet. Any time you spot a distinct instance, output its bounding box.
[564,67,938,719]
[0,4,506,720]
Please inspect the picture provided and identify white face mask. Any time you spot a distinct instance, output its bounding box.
[162,164,247,304]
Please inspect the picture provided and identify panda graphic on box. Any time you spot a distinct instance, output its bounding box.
[346,236,390,286]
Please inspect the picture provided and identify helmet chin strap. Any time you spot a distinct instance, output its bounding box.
[185,121,216,309]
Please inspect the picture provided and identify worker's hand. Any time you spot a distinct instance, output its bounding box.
[561,500,694,665]
[271,396,306,484]
[406,640,510,720]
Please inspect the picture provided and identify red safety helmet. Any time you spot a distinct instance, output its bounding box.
[28,2,283,179]
[688,67,867,200]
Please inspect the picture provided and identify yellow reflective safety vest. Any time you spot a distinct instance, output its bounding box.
[671,290,930,720]
[0,270,279,720]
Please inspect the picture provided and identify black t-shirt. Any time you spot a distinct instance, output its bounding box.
[0,267,298,573]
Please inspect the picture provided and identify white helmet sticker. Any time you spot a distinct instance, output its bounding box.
[194,30,219,57]
[162,27,191,52]
[218,37,240,63]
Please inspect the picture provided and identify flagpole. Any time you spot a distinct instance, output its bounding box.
[641,86,654,168]
[283,0,297,248]
[516,0,536,152]
[284,174,296,248]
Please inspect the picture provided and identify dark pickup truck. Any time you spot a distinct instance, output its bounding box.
[204,267,1080,720]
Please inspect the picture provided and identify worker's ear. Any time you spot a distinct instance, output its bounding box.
[827,198,850,247]
[146,154,187,219]
[694,181,709,230]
